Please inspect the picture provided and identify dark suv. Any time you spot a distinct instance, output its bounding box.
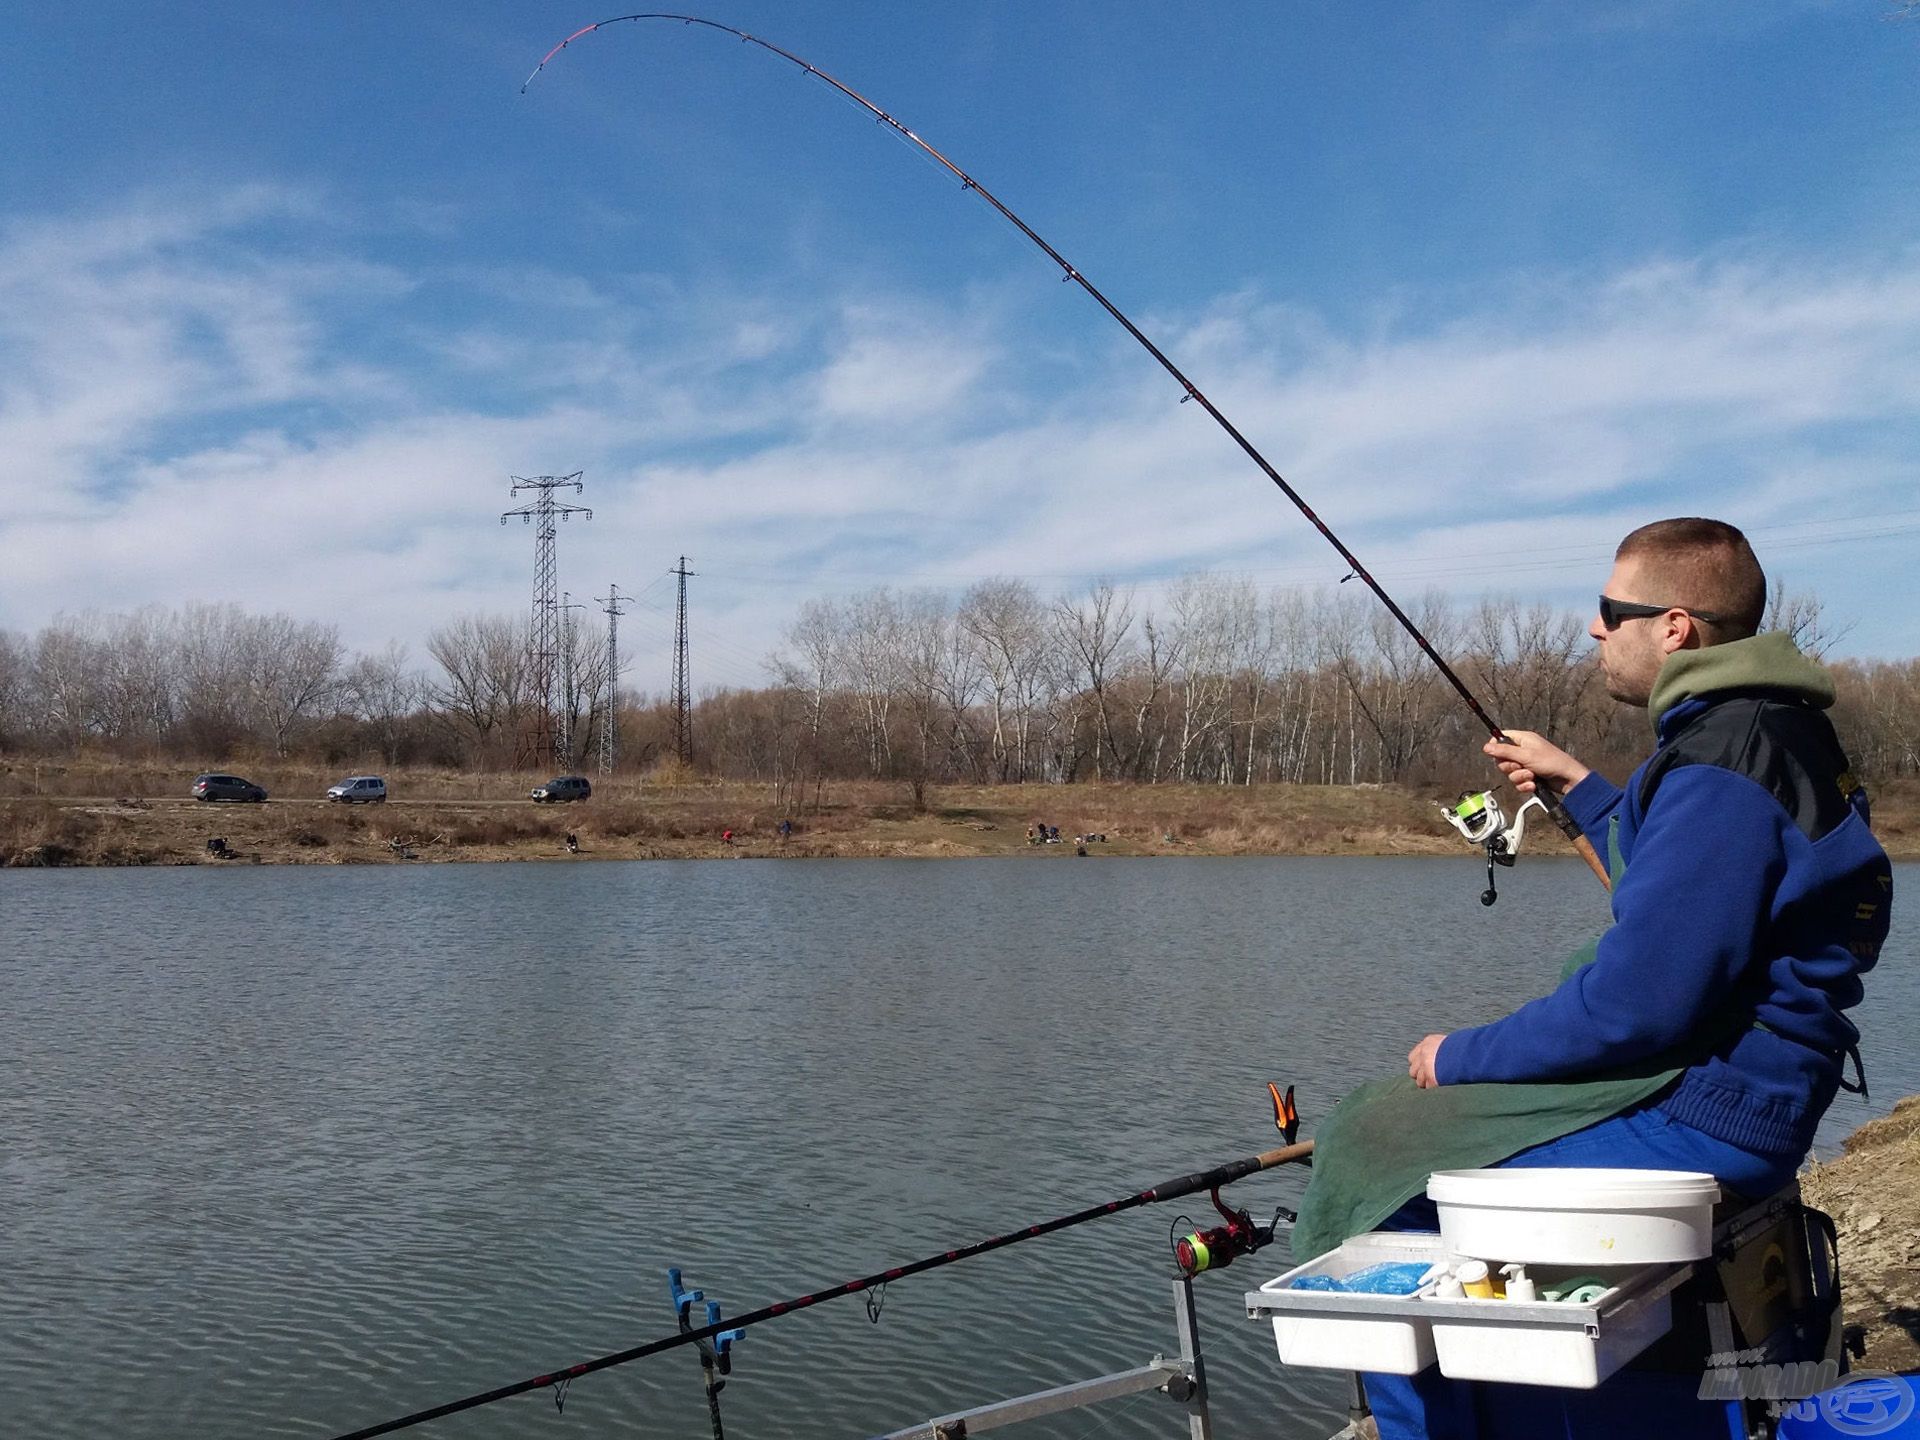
[192,774,268,803]
[531,775,592,803]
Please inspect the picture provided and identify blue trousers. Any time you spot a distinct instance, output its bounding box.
[1362,1103,1801,1440]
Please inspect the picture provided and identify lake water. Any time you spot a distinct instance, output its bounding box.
[3,857,1914,1440]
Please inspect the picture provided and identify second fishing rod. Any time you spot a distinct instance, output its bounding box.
[524,13,1614,893]
[324,1127,1316,1440]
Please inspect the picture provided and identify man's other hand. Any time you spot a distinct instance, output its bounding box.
[1409,1033,1447,1089]
[1483,729,1591,796]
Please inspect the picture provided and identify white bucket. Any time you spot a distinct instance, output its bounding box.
[1427,1167,1719,1265]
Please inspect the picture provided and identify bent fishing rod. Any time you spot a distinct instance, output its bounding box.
[522,15,1611,891]
[323,1134,1314,1439]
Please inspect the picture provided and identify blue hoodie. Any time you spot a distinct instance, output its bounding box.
[1434,633,1893,1157]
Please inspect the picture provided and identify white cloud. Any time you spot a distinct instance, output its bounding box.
[814,302,994,423]
[1,187,1916,671]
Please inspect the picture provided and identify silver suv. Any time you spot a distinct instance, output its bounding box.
[326,775,388,804]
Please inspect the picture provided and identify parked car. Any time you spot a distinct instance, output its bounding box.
[531,775,592,803]
[326,775,388,804]
[192,773,267,803]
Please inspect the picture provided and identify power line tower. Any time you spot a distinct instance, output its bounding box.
[500,473,591,768]
[596,584,632,775]
[671,555,696,765]
[556,591,588,768]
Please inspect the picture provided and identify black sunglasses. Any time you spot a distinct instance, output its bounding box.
[1597,595,1726,631]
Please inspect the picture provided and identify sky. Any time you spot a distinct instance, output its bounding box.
[3,1,1919,694]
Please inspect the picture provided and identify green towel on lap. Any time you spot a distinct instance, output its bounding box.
[1291,929,1696,1259]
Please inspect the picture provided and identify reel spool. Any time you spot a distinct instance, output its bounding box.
[1440,790,1549,906]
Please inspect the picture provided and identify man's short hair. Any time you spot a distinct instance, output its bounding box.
[1616,517,1766,640]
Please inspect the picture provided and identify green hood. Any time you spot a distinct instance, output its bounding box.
[1647,630,1835,727]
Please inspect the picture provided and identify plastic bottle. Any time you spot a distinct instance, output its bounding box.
[1499,1264,1536,1302]
[1456,1259,1497,1299]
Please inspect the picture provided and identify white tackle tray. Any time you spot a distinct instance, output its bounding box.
[1247,1231,1447,1375]
[1246,1232,1696,1388]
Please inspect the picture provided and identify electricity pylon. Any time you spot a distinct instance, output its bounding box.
[671,556,696,765]
[500,473,590,767]
[597,585,632,775]
[556,592,588,768]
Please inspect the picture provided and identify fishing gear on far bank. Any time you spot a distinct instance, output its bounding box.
[521,14,1614,901]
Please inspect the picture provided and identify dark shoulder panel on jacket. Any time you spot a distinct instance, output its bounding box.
[1637,692,1856,841]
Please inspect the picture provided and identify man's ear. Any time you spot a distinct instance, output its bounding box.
[1665,612,1707,653]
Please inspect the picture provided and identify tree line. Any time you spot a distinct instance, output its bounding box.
[1,582,1915,794]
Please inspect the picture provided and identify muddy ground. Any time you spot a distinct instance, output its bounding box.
[1801,1094,1920,1374]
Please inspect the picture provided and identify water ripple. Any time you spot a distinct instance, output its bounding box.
[2,858,1913,1439]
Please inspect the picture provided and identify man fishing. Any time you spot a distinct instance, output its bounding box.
[1304,517,1893,1439]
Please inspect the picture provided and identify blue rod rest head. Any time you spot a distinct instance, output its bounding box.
[667,1267,703,1319]
[708,1300,746,1359]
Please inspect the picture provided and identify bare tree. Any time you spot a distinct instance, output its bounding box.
[1327,590,1462,782]
[554,614,611,770]
[1111,610,1181,780]
[927,596,986,780]
[0,630,28,747]
[782,598,841,756]
[1765,580,1852,661]
[427,614,531,766]
[1052,581,1135,781]
[342,643,422,765]
[92,609,176,747]
[31,619,104,753]
[894,590,952,792]
[1167,574,1259,781]
[959,578,1055,781]
[174,603,252,752]
[838,588,907,777]
[1233,586,1284,784]
[1831,658,1920,779]
[2,570,1909,790]
[246,614,344,756]
[1467,599,1597,744]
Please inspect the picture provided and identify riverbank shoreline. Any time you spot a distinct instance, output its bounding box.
[4,771,1916,867]
[1801,1095,1920,1374]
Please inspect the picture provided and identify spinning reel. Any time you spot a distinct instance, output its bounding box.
[1441,790,1549,906]
[1169,1084,1301,1278]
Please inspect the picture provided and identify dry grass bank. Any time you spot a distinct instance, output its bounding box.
[2,759,1916,867]
[0,772,1474,867]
